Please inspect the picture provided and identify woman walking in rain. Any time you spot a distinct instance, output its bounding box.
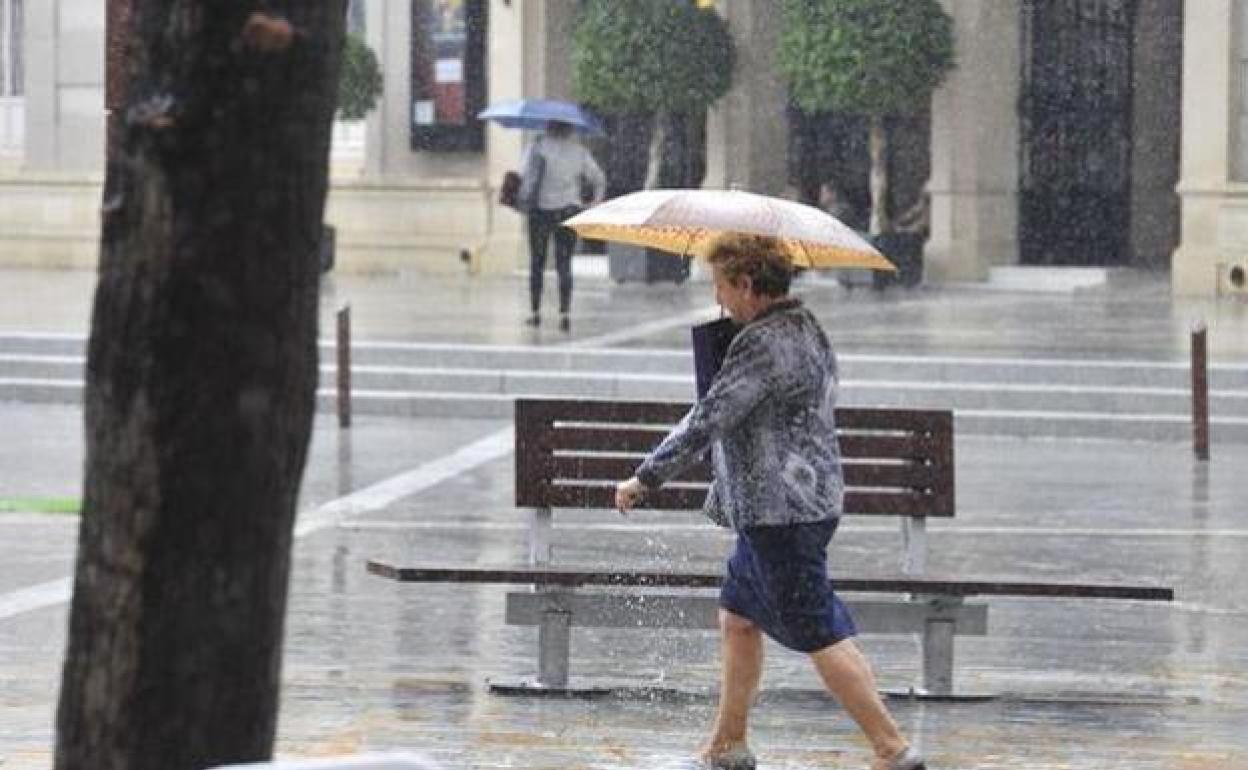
[519,120,606,332]
[615,234,927,770]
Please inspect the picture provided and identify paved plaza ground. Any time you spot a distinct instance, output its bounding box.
[2,265,1247,769]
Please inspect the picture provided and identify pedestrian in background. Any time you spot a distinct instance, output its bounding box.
[615,233,927,770]
[519,120,606,333]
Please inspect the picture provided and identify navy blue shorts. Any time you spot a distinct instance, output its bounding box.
[719,519,857,653]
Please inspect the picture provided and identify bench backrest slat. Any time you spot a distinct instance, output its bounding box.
[546,455,950,489]
[516,398,955,518]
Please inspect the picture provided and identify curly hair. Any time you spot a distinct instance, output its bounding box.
[705,233,794,297]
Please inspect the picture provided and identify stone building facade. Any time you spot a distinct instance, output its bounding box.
[0,1,1240,296]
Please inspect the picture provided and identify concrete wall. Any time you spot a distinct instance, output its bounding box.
[0,172,101,267]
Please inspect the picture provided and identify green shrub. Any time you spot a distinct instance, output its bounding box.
[338,33,383,120]
[572,1,734,114]
[778,0,953,234]
[778,0,953,117]
[572,1,735,191]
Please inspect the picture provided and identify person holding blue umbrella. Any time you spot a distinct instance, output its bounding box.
[480,101,607,332]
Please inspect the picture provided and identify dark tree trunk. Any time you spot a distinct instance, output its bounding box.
[656,109,708,189]
[56,3,344,770]
[604,111,655,198]
[105,0,136,163]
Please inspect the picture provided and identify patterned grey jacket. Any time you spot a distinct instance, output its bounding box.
[635,298,844,530]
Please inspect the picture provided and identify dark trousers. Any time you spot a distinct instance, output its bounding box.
[527,206,580,314]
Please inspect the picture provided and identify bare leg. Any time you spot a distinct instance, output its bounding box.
[809,638,910,769]
[703,609,764,759]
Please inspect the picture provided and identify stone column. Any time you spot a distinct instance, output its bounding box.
[926,0,1020,282]
[703,0,787,195]
[1128,0,1182,271]
[527,1,576,101]
[23,0,105,173]
[478,0,533,273]
[22,0,58,171]
[1171,0,1239,295]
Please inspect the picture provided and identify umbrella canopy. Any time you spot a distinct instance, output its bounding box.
[563,189,895,271]
[477,99,605,135]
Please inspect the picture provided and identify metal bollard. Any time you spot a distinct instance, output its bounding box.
[1191,324,1209,460]
[337,303,352,429]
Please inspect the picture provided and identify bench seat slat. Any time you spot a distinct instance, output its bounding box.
[839,433,946,459]
[543,427,670,453]
[549,455,711,483]
[537,485,707,510]
[524,399,690,425]
[544,456,949,490]
[526,485,950,517]
[836,408,954,434]
[366,562,1174,601]
[522,399,953,434]
[541,427,947,463]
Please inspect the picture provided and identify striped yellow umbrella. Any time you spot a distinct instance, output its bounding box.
[564,188,895,271]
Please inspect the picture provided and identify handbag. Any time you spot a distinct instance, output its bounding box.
[691,316,739,400]
[515,150,546,213]
[498,171,522,208]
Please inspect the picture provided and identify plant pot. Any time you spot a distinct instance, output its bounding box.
[871,232,924,289]
[608,242,691,284]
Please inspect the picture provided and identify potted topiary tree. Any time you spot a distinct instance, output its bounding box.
[338,33,384,121]
[572,0,735,283]
[649,3,735,190]
[320,33,383,272]
[571,2,662,199]
[778,0,953,287]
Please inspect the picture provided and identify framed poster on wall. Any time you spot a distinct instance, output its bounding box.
[410,0,486,152]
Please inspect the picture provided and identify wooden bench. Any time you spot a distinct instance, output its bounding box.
[368,397,1174,699]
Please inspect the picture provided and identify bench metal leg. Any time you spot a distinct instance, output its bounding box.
[537,605,572,688]
[879,596,993,702]
[901,515,927,575]
[529,507,552,565]
[921,615,955,697]
[490,588,612,698]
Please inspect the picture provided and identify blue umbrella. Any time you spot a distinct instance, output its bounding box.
[477,99,605,136]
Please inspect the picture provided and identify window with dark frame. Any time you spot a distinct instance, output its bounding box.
[410,0,486,152]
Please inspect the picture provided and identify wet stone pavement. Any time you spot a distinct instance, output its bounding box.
[4,403,1247,770]
[2,267,1248,769]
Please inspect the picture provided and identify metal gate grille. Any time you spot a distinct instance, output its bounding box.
[1019,0,1135,266]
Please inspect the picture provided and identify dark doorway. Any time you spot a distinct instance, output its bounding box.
[1019,0,1136,266]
